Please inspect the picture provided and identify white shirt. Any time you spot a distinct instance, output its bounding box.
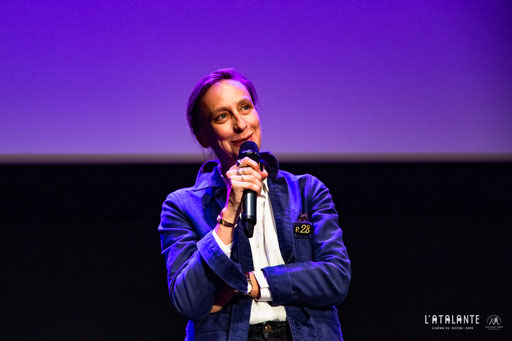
[213,177,287,324]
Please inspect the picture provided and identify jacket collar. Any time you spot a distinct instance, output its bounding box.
[193,159,225,190]
[260,152,280,179]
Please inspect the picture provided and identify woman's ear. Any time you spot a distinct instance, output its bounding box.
[197,130,210,148]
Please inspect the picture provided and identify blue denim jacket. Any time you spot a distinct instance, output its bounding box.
[159,153,351,340]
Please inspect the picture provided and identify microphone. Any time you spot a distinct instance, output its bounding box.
[238,141,260,238]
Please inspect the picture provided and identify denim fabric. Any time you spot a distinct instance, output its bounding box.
[159,152,351,340]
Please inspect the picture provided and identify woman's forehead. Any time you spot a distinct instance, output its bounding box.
[202,80,251,111]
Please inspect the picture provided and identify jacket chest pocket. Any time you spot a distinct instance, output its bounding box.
[293,222,313,262]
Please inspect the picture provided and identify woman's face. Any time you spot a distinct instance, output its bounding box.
[200,79,261,165]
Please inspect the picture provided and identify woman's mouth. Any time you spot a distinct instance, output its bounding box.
[231,134,253,146]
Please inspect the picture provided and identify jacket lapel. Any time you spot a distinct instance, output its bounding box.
[267,176,294,264]
[235,221,254,272]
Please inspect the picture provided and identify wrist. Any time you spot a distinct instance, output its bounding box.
[220,207,238,225]
[246,272,260,299]
[215,208,237,244]
[216,215,236,228]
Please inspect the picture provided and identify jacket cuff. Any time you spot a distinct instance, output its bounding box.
[197,231,246,292]
[261,265,292,305]
[212,229,233,257]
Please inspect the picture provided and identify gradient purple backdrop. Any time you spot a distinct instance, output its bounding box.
[2,1,511,160]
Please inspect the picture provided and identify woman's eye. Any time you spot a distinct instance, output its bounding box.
[215,113,228,122]
[242,104,251,111]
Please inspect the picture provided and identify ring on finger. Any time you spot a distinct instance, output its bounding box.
[236,160,242,167]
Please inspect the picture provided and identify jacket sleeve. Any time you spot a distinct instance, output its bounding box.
[158,191,248,321]
[262,175,351,308]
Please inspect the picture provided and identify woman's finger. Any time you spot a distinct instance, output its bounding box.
[231,180,262,194]
[235,167,262,181]
[232,173,262,187]
[237,157,260,171]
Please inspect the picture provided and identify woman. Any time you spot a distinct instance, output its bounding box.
[159,68,351,340]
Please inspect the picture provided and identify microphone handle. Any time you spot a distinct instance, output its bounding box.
[242,190,257,238]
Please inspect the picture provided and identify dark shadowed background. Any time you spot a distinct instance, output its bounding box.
[2,162,510,340]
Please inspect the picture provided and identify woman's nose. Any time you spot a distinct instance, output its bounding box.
[232,113,247,132]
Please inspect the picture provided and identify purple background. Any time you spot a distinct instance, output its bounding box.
[2,1,511,160]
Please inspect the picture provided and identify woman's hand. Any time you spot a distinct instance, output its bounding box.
[210,273,261,313]
[225,157,268,215]
[215,157,268,245]
[210,283,237,314]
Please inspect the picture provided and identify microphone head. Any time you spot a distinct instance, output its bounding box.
[238,141,260,163]
[239,140,259,154]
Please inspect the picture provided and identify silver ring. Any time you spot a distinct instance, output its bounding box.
[236,160,242,167]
